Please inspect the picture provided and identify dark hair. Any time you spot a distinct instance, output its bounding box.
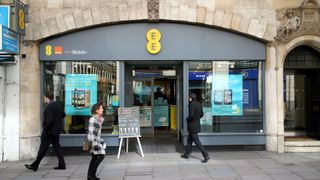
[44,91,54,100]
[91,103,103,115]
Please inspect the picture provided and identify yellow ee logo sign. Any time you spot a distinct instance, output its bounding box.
[45,45,52,56]
[146,29,161,54]
[18,9,25,30]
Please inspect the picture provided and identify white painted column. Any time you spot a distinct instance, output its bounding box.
[0,66,4,162]
[265,44,279,152]
[3,58,20,161]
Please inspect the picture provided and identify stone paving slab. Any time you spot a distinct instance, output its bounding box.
[0,151,320,179]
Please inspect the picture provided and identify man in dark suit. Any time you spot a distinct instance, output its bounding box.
[25,91,66,171]
[181,93,210,163]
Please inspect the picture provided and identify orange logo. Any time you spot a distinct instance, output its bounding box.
[54,46,62,54]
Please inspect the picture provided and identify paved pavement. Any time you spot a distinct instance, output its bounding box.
[1,150,320,180]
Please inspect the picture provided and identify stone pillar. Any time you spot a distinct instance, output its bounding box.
[265,43,279,152]
[19,42,41,160]
[275,44,288,153]
[276,62,285,153]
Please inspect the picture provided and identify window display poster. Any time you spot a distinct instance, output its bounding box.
[200,107,212,125]
[154,106,169,127]
[139,106,152,127]
[65,74,97,115]
[111,95,119,107]
[212,75,243,116]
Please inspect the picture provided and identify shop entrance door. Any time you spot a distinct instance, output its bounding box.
[125,62,182,148]
[284,46,320,140]
[132,78,155,136]
[132,77,177,137]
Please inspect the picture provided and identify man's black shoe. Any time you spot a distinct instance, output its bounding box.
[87,175,99,180]
[201,156,210,163]
[25,164,38,171]
[53,166,66,170]
[180,154,189,159]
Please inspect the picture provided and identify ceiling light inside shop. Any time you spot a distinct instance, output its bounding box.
[162,70,176,76]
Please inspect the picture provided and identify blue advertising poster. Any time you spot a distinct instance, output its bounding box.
[0,25,19,54]
[0,6,10,27]
[200,107,212,125]
[65,74,97,116]
[212,75,243,116]
[154,106,169,127]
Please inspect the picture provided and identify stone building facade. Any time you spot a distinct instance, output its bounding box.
[1,0,320,161]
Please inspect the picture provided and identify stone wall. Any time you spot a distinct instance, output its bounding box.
[24,0,279,41]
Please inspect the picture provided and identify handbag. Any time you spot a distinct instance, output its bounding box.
[82,138,91,151]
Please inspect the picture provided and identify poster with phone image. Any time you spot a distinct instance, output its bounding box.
[214,90,223,105]
[65,74,97,115]
[212,75,243,116]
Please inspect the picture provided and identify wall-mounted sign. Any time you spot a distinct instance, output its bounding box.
[15,1,27,35]
[0,25,19,54]
[0,5,10,28]
[146,28,161,54]
[65,74,97,116]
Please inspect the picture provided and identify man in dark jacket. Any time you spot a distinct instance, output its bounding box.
[25,91,66,171]
[181,93,210,163]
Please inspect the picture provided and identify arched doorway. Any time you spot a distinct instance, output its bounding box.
[284,45,320,141]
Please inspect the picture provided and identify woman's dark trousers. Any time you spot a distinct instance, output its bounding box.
[88,154,105,178]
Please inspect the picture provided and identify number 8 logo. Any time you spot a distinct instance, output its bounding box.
[45,45,52,56]
[19,9,25,30]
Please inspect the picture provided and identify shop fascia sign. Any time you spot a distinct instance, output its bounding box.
[44,44,88,56]
[146,28,161,54]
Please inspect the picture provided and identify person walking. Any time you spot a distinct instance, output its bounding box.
[181,93,210,163]
[25,91,66,171]
[87,103,106,180]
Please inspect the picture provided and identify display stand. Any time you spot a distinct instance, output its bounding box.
[117,136,144,159]
[117,107,144,159]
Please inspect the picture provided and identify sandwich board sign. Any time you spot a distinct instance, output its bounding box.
[117,107,144,159]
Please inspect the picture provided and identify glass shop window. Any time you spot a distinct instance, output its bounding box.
[188,61,264,133]
[43,61,119,134]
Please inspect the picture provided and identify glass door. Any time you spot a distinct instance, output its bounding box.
[132,79,154,136]
[284,72,306,136]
